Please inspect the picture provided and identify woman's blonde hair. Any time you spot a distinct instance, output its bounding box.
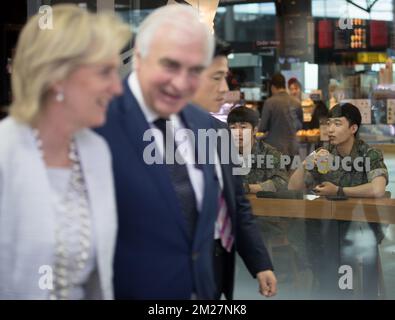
[10,4,132,123]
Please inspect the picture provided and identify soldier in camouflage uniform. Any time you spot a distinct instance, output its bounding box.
[227,107,313,289]
[242,139,289,192]
[289,103,389,298]
[226,106,289,193]
[303,137,388,195]
[227,106,287,238]
[290,103,388,196]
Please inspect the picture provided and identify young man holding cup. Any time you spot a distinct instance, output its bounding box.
[288,102,389,299]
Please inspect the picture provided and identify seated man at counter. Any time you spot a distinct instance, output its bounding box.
[227,106,288,194]
[227,106,313,287]
[288,102,388,198]
[288,102,389,299]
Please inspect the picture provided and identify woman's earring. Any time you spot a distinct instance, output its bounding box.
[55,91,64,102]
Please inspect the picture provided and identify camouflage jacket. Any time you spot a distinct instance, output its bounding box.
[242,140,289,192]
[304,139,388,189]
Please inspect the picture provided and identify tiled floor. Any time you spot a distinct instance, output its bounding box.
[233,150,395,300]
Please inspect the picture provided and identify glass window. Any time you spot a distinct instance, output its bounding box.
[312,0,393,21]
[4,0,395,302]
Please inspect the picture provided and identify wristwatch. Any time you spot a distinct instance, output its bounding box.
[337,186,345,196]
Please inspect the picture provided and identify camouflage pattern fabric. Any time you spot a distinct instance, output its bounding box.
[242,139,289,192]
[304,139,388,190]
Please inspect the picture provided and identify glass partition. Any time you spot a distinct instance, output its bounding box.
[2,0,395,301]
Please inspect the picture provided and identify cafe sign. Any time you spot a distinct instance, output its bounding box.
[356,52,387,64]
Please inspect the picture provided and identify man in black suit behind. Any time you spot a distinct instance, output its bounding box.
[191,38,277,300]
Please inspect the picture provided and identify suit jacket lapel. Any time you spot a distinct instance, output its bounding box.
[118,82,190,240]
[118,84,151,160]
[180,108,219,248]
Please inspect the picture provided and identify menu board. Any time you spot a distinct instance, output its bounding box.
[318,19,333,49]
[283,17,306,56]
[334,23,350,50]
[370,20,388,48]
[334,19,367,50]
[350,19,367,49]
[283,16,314,61]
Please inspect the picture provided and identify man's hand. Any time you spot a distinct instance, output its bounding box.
[249,184,263,194]
[256,270,277,297]
[313,181,338,196]
[304,148,331,171]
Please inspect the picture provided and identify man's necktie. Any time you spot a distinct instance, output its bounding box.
[213,127,233,252]
[154,118,198,238]
[216,192,234,253]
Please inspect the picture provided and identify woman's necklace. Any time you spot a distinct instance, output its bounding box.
[32,129,92,300]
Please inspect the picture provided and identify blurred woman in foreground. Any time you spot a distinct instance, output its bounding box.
[0,4,131,299]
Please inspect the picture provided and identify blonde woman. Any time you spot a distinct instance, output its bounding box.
[0,5,131,299]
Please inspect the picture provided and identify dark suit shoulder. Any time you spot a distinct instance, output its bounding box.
[185,103,212,118]
[212,117,229,130]
[183,104,219,129]
[95,81,138,137]
[108,80,136,115]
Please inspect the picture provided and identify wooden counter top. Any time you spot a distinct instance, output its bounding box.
[247,194,395,224]
[332,198,395,224]
[247,196,332,220]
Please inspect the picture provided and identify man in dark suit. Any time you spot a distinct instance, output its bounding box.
[96,5,222,299]
[191,38,277,299]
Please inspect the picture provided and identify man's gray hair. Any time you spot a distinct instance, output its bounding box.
[134,4,214,67]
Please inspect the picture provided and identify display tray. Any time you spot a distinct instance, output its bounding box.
[296,129,320,143]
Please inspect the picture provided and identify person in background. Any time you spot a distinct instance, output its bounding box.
[288,102,388,298]
[0,5,131,299]
[309,100,328,130]
[191,38,277,299]
[96,5,230,300]
[258,73,303,160]
[288,77,302,102]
